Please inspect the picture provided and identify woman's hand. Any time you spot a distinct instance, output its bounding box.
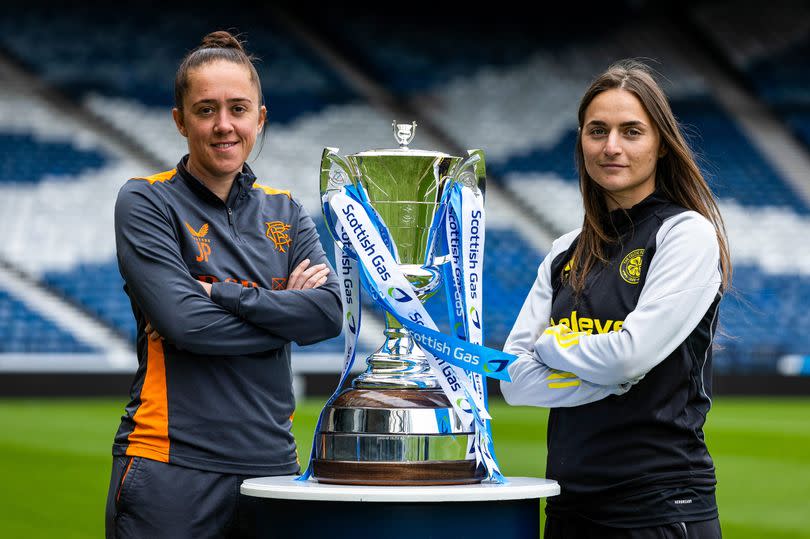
[287,259,330,290]
[197,280,212,296]
[144,320,163,341]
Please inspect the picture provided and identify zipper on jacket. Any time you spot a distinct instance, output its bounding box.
[226,181,246,242]
[226,206,244,242]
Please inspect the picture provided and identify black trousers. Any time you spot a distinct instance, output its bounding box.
[544,514,722,539]
[105,456,255,539]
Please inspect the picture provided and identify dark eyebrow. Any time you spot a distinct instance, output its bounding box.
[585,120,647,128]
[192,97,253,107]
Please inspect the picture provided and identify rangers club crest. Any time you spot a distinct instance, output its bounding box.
[265,221,292,253]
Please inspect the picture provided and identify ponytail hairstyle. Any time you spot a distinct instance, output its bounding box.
[568,59,732,294]
[174,30,263,112]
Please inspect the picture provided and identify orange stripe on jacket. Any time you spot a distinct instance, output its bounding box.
[126,338,170,462]
[133,169,177,185]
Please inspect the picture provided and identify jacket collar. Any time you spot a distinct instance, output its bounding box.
[176,155,256,206]
[603,190,671,233]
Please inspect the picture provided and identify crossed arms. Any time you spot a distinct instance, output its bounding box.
[500,212,721,408]
[115,181,342,356]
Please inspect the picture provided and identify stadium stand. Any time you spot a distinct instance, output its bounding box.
[43,262,134,343]
[692,0,810,148]
[0,6,383,371]
[302,10,810,372]
[0,135,107,183]
[0,288,96,353]
[1,2,809,382]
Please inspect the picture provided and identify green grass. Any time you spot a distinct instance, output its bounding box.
[0,397,808,537]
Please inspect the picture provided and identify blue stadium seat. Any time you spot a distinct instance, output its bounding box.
[715,267,810,373]
[44,255,348,354]
[0,289,96,353]
[494,97,810,215]
[675,98,810,214]
[44,262,135,343]
[0,134,108,183]
[3,5,809,377]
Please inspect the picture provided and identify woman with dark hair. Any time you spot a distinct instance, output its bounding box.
[105,31,342,538]
[501,59,730,538]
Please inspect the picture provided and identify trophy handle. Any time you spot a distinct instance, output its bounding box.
[320,147,356,246]
[449,149,486,197]
[429,148,486,260]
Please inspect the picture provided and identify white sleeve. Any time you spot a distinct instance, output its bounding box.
[536,212,722,386]
[500,230,630,408]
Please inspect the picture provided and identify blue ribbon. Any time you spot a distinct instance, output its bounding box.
[443,187,468,342]
[348,237,514,381]
[445,182,504,482]
[336,183,516,381]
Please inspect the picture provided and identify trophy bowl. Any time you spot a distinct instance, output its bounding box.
[313,122,487,485]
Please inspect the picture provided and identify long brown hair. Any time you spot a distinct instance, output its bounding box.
[568,59,731,293]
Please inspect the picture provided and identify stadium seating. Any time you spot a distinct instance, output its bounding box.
[43,262,135,344]
[739,41,810,153]
[313,13,810,372]
[693,0,810,149]
[0,289,96,353]
[422,229,542,348]
[716,266,810,373]
[0,7,360,359]
[0,135,107,183]
[1,5,809,375]
[0,6,355,115]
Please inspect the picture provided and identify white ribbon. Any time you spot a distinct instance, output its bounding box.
[335,223,360,383]
[461,187,486,396]
[457,186,502,479]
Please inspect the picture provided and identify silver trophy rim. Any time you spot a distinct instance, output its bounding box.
[351,148,455,158]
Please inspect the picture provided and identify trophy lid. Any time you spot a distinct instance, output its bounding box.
[349,121,457,159]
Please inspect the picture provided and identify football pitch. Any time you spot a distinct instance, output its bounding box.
[0,397,807,538]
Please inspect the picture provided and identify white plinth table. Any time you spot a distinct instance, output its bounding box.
[240,475,559,538]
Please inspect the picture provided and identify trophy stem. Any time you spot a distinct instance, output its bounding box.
[352,311,440,389]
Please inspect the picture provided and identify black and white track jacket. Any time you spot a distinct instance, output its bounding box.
[502,191,722,527]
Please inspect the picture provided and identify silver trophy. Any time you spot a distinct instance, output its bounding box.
[314,122,486,485]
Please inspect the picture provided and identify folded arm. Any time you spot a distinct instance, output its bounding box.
[209,203,343,346]
[536,212,722,386]
[500,231,630,408]
[115,181,289,355]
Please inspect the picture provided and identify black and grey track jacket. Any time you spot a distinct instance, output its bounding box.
[502,191,722,527]
[112,157,342,475]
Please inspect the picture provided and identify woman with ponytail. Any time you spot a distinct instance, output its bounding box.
[105,31,342,538]
[502,60,730,538]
